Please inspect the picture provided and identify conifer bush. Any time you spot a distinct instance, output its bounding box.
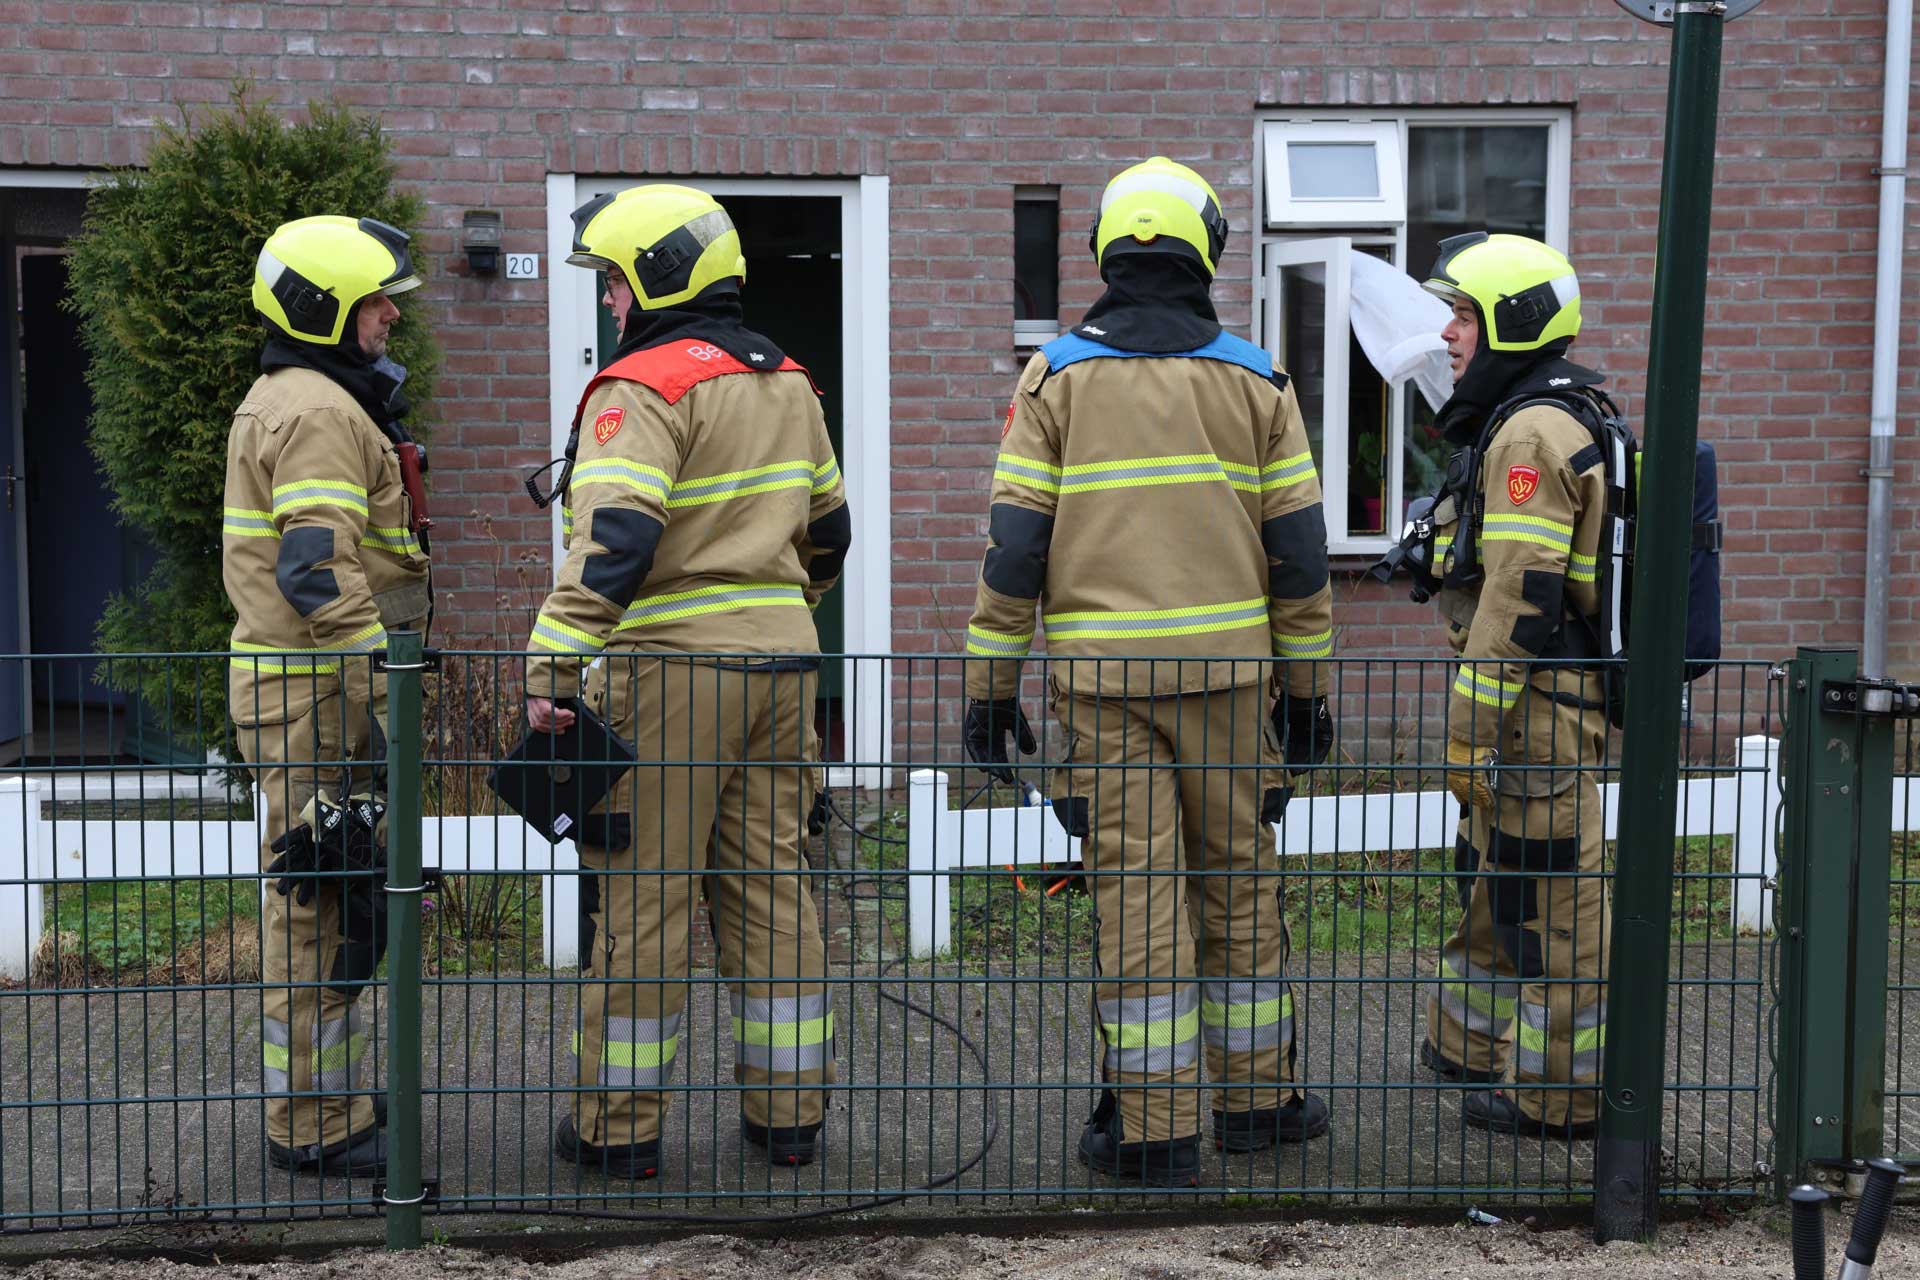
[67,92,436,753]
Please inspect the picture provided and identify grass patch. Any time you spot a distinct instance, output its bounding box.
[43,877,261,981]
[425,873,544,974]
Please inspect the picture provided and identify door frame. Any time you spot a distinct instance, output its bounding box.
[0,168,103,747]
[545,174,893,788]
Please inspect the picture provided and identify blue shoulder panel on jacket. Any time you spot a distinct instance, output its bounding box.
[1041,329,1274,379]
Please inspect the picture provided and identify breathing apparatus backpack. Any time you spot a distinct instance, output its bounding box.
[1372,387,1722,729]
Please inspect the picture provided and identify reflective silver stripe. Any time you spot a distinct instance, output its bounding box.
[1098,985,1201,1075]
[811,458,841,494]
[1200,980,1291,1054]
[1044,597,1268,641]
[1514,1000,1550,1078]
[666,460,814,507]
[1437,947,1518,1039]
[616,583,806,628]
[732,991,834,1073]
[262,1017,292,1094]
[584,1013,683,1088]
[312,1007,369,1092]
[1569,998,1606,1081]
[965,624,1032,657]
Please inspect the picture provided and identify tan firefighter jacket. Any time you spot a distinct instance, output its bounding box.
[964,331,1333,701]
[1433,400,1607,748]
[223,365,432,730]
[523,340,850,703]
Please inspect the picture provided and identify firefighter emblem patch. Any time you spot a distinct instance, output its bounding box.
[593,406,624,446]
[1507,464,1539,506]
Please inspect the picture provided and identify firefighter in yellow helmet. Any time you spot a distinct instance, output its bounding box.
[523,184,850,1179]
[960,157,1335,1186]
[1408,232,1612,1138]
[226,215,433,1177]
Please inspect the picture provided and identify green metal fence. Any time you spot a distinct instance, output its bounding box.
[0,645,1796,1237]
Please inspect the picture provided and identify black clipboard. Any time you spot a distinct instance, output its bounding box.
[487,700,638,845]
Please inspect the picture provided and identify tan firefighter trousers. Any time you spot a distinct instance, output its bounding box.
[1426,667,1612,1127]
[238,697,380,1152]
[1053,677,1298,1145]
[570,657,834,1148]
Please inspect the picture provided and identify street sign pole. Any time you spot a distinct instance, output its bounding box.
[1592,0,1739,1244]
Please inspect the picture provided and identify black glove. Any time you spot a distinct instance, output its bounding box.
[1275,693,1335,777]
[266,792,388,907]
[807,789,830,837]
[963,698,1037,784]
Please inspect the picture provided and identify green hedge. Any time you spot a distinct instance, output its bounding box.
[67,92,437,755]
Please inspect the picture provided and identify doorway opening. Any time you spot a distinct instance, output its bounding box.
[0,180,166,768]
[591,196,849,761]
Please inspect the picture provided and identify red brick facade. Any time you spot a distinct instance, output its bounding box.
[3,0,1916,730]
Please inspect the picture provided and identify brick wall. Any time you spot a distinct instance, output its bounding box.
[2,0,1916,750]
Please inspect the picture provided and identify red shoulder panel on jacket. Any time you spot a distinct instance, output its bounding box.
[573,344,817,427]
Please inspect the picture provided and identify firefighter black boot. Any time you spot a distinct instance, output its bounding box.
[1420,1038,1499,1085]
[555,1116,661,1180]
[267,1125,387,1178]
[1077,1090,1199,1187]
[1462,1089,1597,1141]
[741,1117,823,1167]
[1212,1092,1330,1152]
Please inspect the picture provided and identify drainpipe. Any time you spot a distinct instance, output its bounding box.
[1863,0,1912,679]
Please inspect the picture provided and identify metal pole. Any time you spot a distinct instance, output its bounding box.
[1861,0,1912,679]
[383,629,425,1250]
[1592,1,1727,1244]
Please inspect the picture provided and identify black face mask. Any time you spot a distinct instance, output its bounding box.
[1433,314,1575,445]
[1066,253,1221,354]
[260,300,412,439]
[609,280,786,370]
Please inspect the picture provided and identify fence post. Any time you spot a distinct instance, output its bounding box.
[382,630,427,1249]
[0,777,45,981]
[1773,647,1897,1192]
[1732,735,1781,935]
[907,769,951,958]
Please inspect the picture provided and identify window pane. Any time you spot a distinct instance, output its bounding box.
[1287,142,1381,199]
[1405,125,1549,279]
[1014,197,1059,322]
[1403,125,1550,519]
[1276,261,1328,469]
[1347,246,1391,537]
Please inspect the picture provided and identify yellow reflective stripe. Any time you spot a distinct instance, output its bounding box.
[271,478,369,517]
[222,506,278,538]
[1484,512,1574,536]
[572,1029,678,1070]
[1262,450,1318,489]
[262,1042,290,1071]
[1101,1007,1201,1050]
[616,582,807,628]
[1053,453,1252,494]
[1483,529,1574,552]
[530,615,605,654]
[1200,994,1291,1030]
[312,1033,368,1072]
[966,623,1033,657]
[1045,596,1267,641]
[1573,1022,1605,1054]
[811,457,841,494]
[1453,666,1523,708]
[1515,1017,1549,1053]
[571,457,672,497]
[1567,550,1598,583]
[1273,627,1333,659]
[1441,957,1516,1018]
[994,453,1062,494]
[360,524,418,555]
[731,1012,834,1049]
[666,459,814,508]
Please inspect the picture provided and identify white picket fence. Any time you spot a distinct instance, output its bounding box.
[3,733,1915,979]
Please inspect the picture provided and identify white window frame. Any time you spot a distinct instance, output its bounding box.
[1252,109,1572,557]
[545,174,893,789]
[1263,121,1406,226]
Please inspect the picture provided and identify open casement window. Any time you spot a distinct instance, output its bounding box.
[1264,237,1399,554]
[1256,114,1568,556]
